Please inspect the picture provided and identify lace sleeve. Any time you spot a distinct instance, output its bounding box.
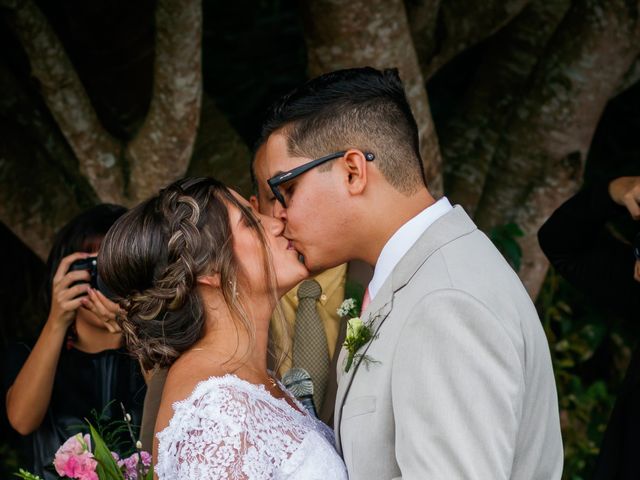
[156,382,260,479]
[155,377,308,479]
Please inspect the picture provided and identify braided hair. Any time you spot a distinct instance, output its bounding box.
[98,177,281,370]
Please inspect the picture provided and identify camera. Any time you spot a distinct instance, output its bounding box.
[69,256,98,290]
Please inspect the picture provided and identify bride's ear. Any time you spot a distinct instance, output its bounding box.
[197,273,221,288]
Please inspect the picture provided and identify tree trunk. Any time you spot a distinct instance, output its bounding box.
[474,0,640,298]
[300,0,443,196]
[407,0,531,79]
[442,0,570,215]
[0,121,93,259]
[614,54,640,96]
[126,0,203,203]
[2,0,125,204]
[0,59,98,259]
[187,94,252,196]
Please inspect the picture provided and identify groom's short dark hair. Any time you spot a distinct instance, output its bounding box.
[260,67,426,194]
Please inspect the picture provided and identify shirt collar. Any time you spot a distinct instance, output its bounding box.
[368,197,453,301]
[285,264,347,306]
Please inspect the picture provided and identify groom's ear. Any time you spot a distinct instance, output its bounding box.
[343,149,368,197]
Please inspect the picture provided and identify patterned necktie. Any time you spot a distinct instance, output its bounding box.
[293,279,329,412]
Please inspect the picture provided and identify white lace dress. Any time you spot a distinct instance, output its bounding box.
[156,374,347,479]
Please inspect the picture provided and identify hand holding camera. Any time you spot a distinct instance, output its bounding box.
[609,176,640,221]
[609,176,640,283]
[48,252,122,333]
[48,252,94,331]
[81,287,122,334]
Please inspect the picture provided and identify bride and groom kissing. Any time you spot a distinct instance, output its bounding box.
[98,67,563,479]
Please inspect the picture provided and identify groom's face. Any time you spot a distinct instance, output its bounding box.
[263,132,350,272]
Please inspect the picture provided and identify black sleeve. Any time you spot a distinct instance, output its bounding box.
[538,182,640,319]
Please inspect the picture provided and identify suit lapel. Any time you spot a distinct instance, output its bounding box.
[334,279,394,453]
[333,206,478,453]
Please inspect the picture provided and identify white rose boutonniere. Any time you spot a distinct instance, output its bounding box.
[338,298,379,373]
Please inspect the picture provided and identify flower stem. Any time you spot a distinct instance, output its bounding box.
[345,354,354,373]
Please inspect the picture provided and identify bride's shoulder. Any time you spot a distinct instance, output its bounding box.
[155,361,242,431]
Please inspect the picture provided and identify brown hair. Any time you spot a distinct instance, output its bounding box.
[259,67,426,195]
[98,177,287,370]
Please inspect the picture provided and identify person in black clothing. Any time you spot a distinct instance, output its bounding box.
[539,175,640,480]
[3,205,146,479]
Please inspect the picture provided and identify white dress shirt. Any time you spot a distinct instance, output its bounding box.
[368,197,452,301]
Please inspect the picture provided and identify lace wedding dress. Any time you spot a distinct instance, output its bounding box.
[156,374,347,479]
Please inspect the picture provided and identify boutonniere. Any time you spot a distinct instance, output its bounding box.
[337,298,379,373]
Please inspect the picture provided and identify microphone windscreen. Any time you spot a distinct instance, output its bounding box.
[282,367,314,398]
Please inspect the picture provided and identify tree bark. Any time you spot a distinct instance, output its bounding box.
[300,0,443,196]
[0,59,98,258]
[2,0,125,204]
[614,54,640,96]
[187,95,252,196]
[407,0,531,79]
[442,0,570,215]
[474,0,640,298]
[0,121,93,259]
[126,0,203,203]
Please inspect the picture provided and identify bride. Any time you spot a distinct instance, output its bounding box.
[98,177,347,479]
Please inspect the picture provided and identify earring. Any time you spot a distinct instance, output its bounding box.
[228,279,238,297]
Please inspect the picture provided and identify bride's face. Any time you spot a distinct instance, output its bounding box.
[228,190,308,296]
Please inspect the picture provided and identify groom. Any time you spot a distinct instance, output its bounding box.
[259,67,563,478]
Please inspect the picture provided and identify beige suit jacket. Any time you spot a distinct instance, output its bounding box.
[335,206,563,479]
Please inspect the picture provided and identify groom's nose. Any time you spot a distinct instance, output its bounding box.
[272,199,287,223]
[264,216,285,236]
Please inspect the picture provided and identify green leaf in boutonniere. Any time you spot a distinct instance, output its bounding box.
[337,298,379,373]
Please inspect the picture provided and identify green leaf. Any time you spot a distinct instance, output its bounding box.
[489,222,524,271]
[88,422,125,480]
[144,463,154,480]
[13,469,44,480]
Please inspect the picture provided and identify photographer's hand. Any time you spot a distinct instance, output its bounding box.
[609,176,640,220]
[82,288,123,333]
[6,251,92,435]
[48,252,93,329]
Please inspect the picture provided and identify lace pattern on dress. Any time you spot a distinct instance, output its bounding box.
[156,374,344,480]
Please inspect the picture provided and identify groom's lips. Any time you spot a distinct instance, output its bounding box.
[287,239,305,264]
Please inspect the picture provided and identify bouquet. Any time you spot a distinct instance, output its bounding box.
[15,405,152,480]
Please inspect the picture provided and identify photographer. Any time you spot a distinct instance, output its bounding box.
[539,175,640,480]
[4,205,146,479]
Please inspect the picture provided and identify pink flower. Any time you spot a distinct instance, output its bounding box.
[53,433,98,480]
[119,451,152,480]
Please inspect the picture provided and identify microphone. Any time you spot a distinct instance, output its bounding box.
[282,367,318,418]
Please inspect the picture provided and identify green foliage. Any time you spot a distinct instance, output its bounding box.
[344,279,365,309]
[88,422,125,480]
[489,223,524,270]
[67,402,137,458]
[537,269,632,480]
[87,402,136,458]
[1,442,22,478]
[13,469,43,480]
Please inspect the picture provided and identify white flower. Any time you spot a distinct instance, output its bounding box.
[346,317,364,339]
[337,298,357,317]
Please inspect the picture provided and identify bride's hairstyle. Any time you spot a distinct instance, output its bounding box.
[98,177,287,370]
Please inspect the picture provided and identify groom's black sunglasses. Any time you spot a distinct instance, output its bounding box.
[267,150,375,207]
